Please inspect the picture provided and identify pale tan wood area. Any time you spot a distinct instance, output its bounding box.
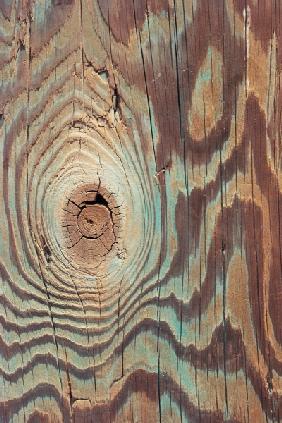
[0,1,282,422]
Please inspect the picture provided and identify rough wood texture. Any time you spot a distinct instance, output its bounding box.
[1,1,282,422]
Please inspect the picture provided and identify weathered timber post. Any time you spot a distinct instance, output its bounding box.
[1,1,282,422]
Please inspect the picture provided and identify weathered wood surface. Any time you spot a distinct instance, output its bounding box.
[1,0,282,422]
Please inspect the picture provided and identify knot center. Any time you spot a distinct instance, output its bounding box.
[77,204,111,239]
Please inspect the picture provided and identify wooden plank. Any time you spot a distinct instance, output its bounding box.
[0,0,282,422]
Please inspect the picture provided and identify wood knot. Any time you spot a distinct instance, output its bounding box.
[61,184,120,270]
[77,202,112,239]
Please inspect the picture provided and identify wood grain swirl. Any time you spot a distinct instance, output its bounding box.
[1,1,282,422]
